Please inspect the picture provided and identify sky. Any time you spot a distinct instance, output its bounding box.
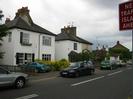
[0,0,132,50]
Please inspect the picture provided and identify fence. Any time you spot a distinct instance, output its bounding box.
[0,65,38,75]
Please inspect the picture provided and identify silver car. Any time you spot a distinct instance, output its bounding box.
[0,67,28,88]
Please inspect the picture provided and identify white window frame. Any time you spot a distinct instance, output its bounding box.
[42,36,51,46]
[22,33,30,44]
[42,54,51,61]
[74,43,77,50]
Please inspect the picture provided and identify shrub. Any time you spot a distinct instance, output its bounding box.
[35,59,69,71]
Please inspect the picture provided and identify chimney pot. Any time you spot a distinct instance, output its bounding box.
[5,18,10,24]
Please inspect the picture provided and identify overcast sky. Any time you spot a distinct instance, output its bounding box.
[0,0,132,50]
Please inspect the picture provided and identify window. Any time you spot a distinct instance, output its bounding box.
[42,54,51,61]
[8,32,12,42]
[20,32,31,46]
[22,33,29,44]
[42,36,51,46]
[0,68,7,74]
[16,53,34,65]
[26,54,32,63]
[17,53,25,65]
[74,43,77,50]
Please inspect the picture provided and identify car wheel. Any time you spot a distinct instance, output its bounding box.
[15,78,25,88]
[75,72,79,77]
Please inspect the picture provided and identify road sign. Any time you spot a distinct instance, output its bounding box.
[119,1,133,30]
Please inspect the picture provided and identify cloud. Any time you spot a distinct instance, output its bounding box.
[0,0,132,50]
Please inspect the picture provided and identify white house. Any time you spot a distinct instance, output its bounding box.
[55,26,93,61]
[0,7,56,65]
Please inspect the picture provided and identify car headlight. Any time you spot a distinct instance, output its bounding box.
[69,69,75,73]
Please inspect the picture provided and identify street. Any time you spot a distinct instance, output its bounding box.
[0,66,132,99]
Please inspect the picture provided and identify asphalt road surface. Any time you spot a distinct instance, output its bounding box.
[0,65,132,99]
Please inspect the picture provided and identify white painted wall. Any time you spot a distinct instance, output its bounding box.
[0,29,15,65]
[0,28,55,65]
[55,40,82,61]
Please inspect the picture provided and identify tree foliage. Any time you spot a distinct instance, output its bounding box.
[109,48,131,61]
[0,10,8,58]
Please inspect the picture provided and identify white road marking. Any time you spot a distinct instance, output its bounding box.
[15,94,38,99]
[107,70,122,76]
[31,77,56,83]
[71,76,105,87]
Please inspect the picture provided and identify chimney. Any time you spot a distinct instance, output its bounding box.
[61,26,77,36]
[15,7,29,18]
[117,41,120,45]
[5,18,10,24]
[15,7,33,25]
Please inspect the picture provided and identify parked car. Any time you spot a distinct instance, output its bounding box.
[0,67,28,88]
[24,62,51,73]
[100,60,117,70]
[60,61,95,77]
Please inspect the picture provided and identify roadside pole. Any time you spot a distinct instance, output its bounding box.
[129,30,133,99]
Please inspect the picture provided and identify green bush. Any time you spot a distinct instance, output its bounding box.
[35,59,69,71]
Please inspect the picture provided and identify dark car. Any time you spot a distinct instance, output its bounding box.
[60,61,95,77]
[24,62,51,73]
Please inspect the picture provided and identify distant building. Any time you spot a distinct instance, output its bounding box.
[55,26,93,61]
[0,7,56,65]
[110,41,129,51]
[109,41,130,61]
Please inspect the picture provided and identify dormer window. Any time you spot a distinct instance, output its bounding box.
[20,32,32,46]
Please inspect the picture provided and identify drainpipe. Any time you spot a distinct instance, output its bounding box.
[38,34,41,59]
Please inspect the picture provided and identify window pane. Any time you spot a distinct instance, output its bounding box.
[42,36,51,46]
[74,43,77,50]
[42,54,51,61]
[22,33,29,44]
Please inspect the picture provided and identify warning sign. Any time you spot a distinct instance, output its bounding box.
[119,1,133,30]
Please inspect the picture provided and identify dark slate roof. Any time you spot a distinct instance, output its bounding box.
[55,32,93,45]
[6,17,56,36]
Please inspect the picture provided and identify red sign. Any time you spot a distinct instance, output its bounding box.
[119,1,133,30]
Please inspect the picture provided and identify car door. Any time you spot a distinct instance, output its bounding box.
[83,63,90,75]
[79,63,87,75]
[0,68,13,86]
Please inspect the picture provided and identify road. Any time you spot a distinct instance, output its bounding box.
[0,65,132,99]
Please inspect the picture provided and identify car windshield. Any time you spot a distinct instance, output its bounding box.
[102,60,110,64]
[70,62,82,68]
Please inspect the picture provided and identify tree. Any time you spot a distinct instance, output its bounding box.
[109,48,131,62]
[0,10,8,58]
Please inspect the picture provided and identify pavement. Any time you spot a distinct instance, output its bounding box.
[29,71,59,81]
[29,68,107,82]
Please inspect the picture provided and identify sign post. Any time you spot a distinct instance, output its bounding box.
[119,1,133,98]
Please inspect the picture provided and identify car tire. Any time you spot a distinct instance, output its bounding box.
[15,78,25,88]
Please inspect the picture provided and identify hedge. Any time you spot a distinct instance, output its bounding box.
[35,59,69,71]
